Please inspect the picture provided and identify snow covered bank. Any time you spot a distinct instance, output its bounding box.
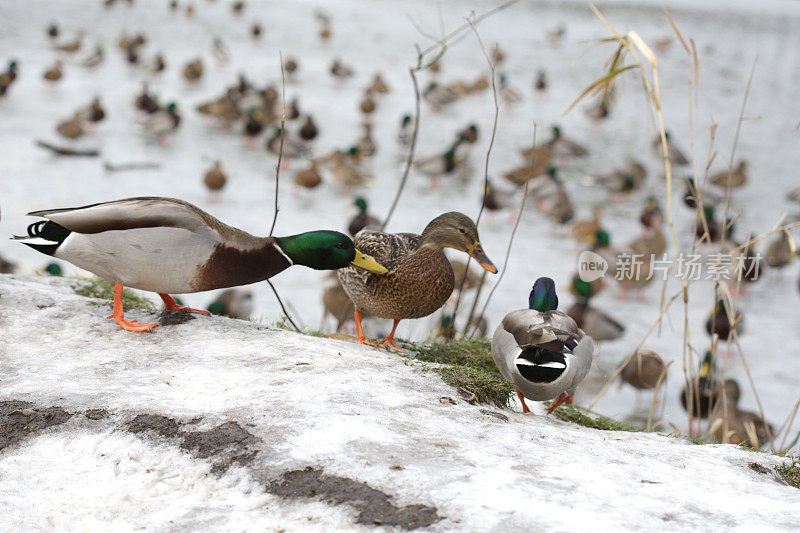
[0,273,798,531]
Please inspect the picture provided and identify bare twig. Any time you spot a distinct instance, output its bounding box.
[36,140,99,157]
[269,51,287,237]
[266,280,299,332]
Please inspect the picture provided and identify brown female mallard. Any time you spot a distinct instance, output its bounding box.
[338,212,497,351]
[620,350,666,390]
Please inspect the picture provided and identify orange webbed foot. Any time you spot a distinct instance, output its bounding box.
[160,294,210,315]
[547,391,573,414]
[116,318,157,332]
[377,338,404,352]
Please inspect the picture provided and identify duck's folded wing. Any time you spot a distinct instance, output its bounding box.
[28,197,219,234]
[354,231,421,270]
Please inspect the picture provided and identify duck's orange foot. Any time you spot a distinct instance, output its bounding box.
[116,318,157,332]
[376,338,404,352]
[516,388,531,413]
[547,391,573,414]
[159,294,210,315]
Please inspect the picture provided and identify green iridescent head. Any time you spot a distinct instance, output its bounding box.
[529,277,558,312]
[595,229,611,247]
[354,197,368,212]
[274,231,387,273]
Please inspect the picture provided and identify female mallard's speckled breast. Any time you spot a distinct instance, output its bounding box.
[342,246,455,319]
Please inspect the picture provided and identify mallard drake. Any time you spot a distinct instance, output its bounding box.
[43,60,63,82]
[0,60,18,97]
[293,160,322,189]
[330,58,354,79]
[299,115,318,141]
[369,73,390,94]
[708,380,773,448]
[590,162,647,195]
[149,53,166,73]
[682,177,721,209]
[652,130,688,166]
[397,114,413,146]
[56,113,86,139]
[765,230,795,269]
[620,350,666,390]
[14,197,387,332]
[182,58,203,81]
[569,274,603,301]
[338,212,497,350]
[639,197,663,230]
[498,73,522,104]
[534,69,547,91]
[347,197,380,237]
[413,145,460,184]
[243,108,264,138]
[680,351,718,419]
[203,161,227,197]
[207,288,253,320]
[593,229,657,299]
[566,299,625,342]
[266,127,308,159]
[547,125,589,158]
[423,82,457,108]
[82,45,104,68]
[143,102,181,138]
[492,277,595,414]
[571,205,603,244]
[705,298,744,339]
[709,160,748,189]
[87,97,105,123]
[483,180,514,212]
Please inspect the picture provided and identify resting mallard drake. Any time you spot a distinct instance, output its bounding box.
[492,277,595,414]
[338,212,497,351]
[413,145,460,184]
[709,160,748,190]
[620,350,666,391]
[14,197,386,332]
[652,130,688,166]
[347,197,380,237]
[590,162,646,196]
[681,351,723,420]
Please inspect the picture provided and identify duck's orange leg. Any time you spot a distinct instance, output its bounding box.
[354,311,376,346]
[376,319,403,352]
[516,388,530,413]
[547,391,573,414]
[107,283,157,332]
[159,293,210,315]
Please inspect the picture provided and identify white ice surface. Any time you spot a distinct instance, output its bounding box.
[0,0,799,473]
[1,274,799,531]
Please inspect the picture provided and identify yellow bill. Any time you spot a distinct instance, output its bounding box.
[351,248,388,274]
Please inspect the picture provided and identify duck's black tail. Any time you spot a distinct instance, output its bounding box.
[12,220,71,256]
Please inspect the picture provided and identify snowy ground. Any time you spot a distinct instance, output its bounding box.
[1,0,799,452]
[1,274,799,531]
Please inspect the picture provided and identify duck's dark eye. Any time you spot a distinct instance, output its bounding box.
[458,228,466,234]
[335,241,346,249]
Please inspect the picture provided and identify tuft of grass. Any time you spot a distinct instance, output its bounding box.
[685,435,709,445]
[434,365,514,408]
[776,460,800,489]
[405,339,513,408]
[72,277,157,313]
[549,403,639,432]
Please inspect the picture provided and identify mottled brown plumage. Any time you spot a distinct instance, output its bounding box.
[338,212,497,350]
[620,350,666,390]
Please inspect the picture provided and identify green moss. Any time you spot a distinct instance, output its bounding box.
[407,338,496,373]
[434,365,514,408]
[685,435,709,445]
[71,277,157,313]
[776,460,800,489]
[549,403,639,432]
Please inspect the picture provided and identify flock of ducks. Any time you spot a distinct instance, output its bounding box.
[1,1,799,443]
